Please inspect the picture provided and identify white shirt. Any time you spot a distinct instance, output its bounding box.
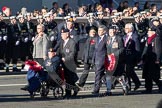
[99,35,104,42]
[126,32,133,40]
[111,36,116,43]
[63,38,69,47]
[125,32,133,47]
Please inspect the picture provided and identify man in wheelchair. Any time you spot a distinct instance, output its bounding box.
[44,48,63,87]
[21,48,63,98]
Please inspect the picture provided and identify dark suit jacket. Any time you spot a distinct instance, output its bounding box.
[107,35,125,63]
[57,38,77,72]
[93,35,107,66]
[44,55,61,73]
[142,36,161,79]
[57,38,78,82]
[123,32,140,64]
[123,32,140,52]
[107,35,125,76]
[82,36,96,64]
[70,29,78,42]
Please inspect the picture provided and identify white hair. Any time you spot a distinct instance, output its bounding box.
[125,23,134,32]
[37,24,45,31]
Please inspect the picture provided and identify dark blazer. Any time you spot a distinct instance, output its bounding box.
[123,32,140,64]
[142,36,161,79]
[93,35,107,65]
[107,35,125,63]
[57,38,77,72]
[70,29,78,42]
[107,35,125,76]
[57,38,78,82]
[44,55,61,73]
[82,36,96,64]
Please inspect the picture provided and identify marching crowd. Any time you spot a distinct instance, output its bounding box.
[0,1,162,98]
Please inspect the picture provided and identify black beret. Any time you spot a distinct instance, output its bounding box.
[61,28,69,33]
[48,48,55,52]
[108,26,116,30]
[148,27,156,31]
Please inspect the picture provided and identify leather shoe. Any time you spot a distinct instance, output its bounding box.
[13,67,20,72]
[63,94,71,99]
[91,91,99,96]
[141,90,152,94]
[6,67,9,72]
[134,84,141,91]
[105,91,112,96]
[73,87,79,96]
[20,85,29,91]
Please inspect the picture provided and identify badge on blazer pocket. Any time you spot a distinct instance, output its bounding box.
[152,42,154,46]
[66,48,70,53]
[112,42,118,48]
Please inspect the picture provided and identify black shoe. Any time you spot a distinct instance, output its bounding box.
[91,91,99,96]
[21,64,25,69]
[73,90,79,96]
[6,67,9,72]
[158,86,162,93]
[73,87,79,97]
[0,66,4,70]
[30,92,34,99]
[13,68,20,72]
[63,94,71,99]
[20,85,29,91]
[134,84,141,91]
[105,91,112,96]
[0,63,5,70]
[141,90,152,94]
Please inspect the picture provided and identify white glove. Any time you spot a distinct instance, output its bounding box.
[24,37,28,43]
[3,36,7,41]
[141,38,144,43]
[0,36,2,41]
[24,65,30,71]
[70,35,74,38]
[32,37,35,41]
[15,41,20,46]
[50,36,55,41]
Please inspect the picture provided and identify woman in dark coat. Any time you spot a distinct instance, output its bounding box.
[141,28,162,93]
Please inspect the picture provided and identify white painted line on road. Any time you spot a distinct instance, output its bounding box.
[0,75,26,78]
[0,84,27,87]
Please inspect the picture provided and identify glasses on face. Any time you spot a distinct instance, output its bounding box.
[37,28,41,29]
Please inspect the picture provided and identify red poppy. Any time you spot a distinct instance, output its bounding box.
[90,39,96,45]
[105,54,116,72]
[2,6,7,12]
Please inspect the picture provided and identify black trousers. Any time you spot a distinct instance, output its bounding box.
[145,77,161,92]
[94,64,105,93]
[63,66,78,96]
[125,64,141,89]
[5,58,18,64]
[78,62,92,87]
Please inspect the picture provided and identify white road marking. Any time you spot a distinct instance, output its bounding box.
[0,75,26,78]
[0,84,27,87]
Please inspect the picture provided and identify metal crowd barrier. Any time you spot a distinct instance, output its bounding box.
[3,17,136,24]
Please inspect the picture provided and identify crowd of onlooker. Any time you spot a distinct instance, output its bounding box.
[1,1,162,19]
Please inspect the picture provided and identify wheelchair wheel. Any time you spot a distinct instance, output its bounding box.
[40,81,49,97]
[53,86,64,99]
